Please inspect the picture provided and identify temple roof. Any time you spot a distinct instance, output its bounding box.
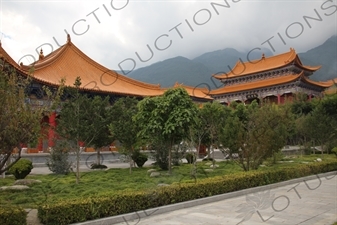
[213,48,321,79]
[172,82,213,100]
[13,35,164,97]
[324,78,337,94]
[210,72,331,95]
[0,41,25,72]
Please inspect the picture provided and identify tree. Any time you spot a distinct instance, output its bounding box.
[109,97,139,174]
[56,77,112,183]
[291,92,314,116]
[134,87,198,174]
[46,140,72,175]
[299,94,337,154]
[0,62,43,175]
[187,107,210,174]
[200,102,229,167]
[84,95,112,166]
[221,102,290,171]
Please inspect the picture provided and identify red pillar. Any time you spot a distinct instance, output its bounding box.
[78,141,85,147]
[37,138,43,152]
[309,94,312,101]
[277,94,281,104]
[48,112,56,148]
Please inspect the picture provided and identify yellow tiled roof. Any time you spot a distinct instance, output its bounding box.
[213,48,321,79]
[172,82,213,100]
[17,36,164,97]
[210,72,330,95]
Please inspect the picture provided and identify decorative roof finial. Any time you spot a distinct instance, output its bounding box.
[0,40,2,48]
[262,53,265,59]
[67,34,71,43]
[39,48,44,60]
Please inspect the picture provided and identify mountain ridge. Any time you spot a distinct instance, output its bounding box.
[127,35,337,88]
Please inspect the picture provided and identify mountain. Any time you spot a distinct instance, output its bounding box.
[127,36,336,88]
[192,47,273,74]
[298,35,337,81]
[128,56,221,88]
[128,48,273,88]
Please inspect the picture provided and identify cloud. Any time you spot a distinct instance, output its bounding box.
[1,0,336,71]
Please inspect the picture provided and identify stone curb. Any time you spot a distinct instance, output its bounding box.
[72,171,337,225]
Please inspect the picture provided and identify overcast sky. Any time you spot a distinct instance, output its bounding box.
[1,0,336,73]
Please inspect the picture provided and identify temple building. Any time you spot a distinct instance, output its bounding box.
[0,34,212,104]
[209,48,331,105]
[0,35,333,152]
[0,35,211,152]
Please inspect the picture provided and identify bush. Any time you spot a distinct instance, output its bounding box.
[46,140,72,175]
[38,161,337,225]
[202,158,214,162]
[172,143,188,166]
[90,164,108,169]
[332,147,337,157]
[8,158,33,180]
[131,150,148,168]
[152,142,169,170]
[0,206,27,225]
[185,152,196,164]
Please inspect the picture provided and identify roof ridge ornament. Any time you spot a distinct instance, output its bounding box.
[67,34,71,43]
[39,48,44,61]
[261,53,265,59]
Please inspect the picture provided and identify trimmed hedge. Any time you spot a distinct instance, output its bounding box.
[8,158,33,180]
[0,206,27,225]
[38,161,337,225]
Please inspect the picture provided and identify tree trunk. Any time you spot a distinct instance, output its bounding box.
[207,146,211,159]
[75,145,81,184]
[168,140,173,175]
[97,148,100,165]
[129,147,134,174]
[168,147,172,175]
[129,152,132,175]
[212,144,215,168]
[1,161,6,178]
[76,151,80,184]
[194,142,200,169]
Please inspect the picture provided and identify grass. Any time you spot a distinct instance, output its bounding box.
[0,154,336,209]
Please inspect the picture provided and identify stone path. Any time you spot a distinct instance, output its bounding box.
[26,209,43,225]
[117,173,337,225]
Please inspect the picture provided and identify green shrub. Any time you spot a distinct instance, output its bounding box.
[46,140,72,175]
[38,161,337,225]
[8,158,33,180]
[0,206,27,225]
[152,142,169,170]
[332,147,337,157]
[202,158,214,162]
[90,164,108,169]
[131,150,148,168]
[185,153,196,164]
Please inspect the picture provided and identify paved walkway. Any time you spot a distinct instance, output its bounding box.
[29,160,157,175]
[27,162,337,225]
[75,172,337,225]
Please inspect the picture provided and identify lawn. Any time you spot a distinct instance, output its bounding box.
[0,154,336,209]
